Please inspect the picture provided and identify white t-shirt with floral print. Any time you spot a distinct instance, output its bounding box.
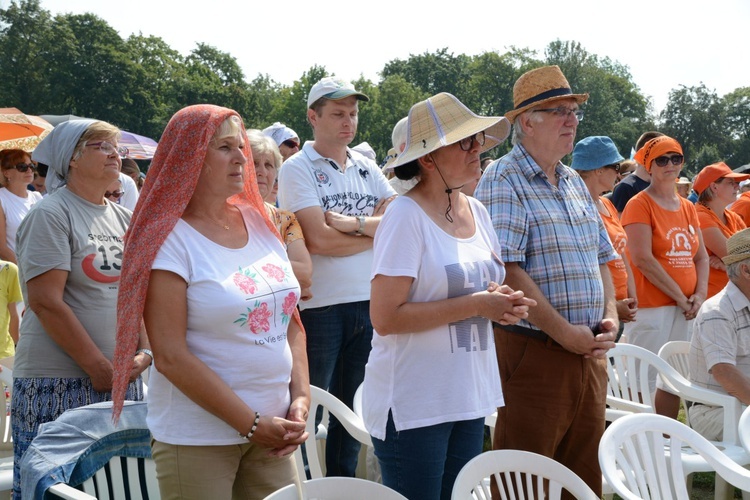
[147,205,300,445]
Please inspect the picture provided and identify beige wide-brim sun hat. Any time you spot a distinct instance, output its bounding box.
[391,93,510,169]
[505,65,589,124]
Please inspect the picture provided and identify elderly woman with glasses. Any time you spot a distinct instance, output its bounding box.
[620,135,709,418]
[0,149,43,263]
[11,120,148,498]
[362,93,535,500]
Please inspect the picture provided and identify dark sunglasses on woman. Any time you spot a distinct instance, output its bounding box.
[12,163,36,172]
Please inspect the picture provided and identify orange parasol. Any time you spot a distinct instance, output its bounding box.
[0,108,53,152]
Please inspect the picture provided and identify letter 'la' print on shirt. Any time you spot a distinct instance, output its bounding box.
[445,260,500,353]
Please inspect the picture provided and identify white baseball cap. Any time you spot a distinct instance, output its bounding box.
[307,77,369,108]
[262,122,299,147]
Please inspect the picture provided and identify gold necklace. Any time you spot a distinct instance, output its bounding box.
[201,211,231,230]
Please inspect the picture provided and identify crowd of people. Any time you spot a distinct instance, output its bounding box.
[3,64,750,499]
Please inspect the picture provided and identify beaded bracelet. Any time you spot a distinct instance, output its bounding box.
[239,411,260,440]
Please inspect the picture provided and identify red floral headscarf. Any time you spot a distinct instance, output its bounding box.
[112,104,303,421]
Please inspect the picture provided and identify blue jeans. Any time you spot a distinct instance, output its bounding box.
[372,412,485,500]
[301,300,373,477]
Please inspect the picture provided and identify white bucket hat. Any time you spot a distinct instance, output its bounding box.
[391,93,510,169]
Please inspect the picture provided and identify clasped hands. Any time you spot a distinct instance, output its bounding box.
[481,282,537,325]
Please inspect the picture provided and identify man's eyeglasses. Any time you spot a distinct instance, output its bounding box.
[458,131,486,152]
[532,107,584,121]
[86,141,129,157]
[604,163,621,173]
[653,154,684,167]
[281,139,299,149]
[11,163,36,172]
[105,190,124,200]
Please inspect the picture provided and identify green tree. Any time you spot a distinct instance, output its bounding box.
[723,87,750,167]
[381,48,471,97]
[267,65,329,144]
[0,0,55,113]
[661,84,728,171]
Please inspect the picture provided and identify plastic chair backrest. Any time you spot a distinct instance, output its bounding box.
[264,477,407,500]
[739,405,750,453]
[296,385,372,479]
[47,456,158,500]
[452,449,599,500]
[658,341,691,379]
[599,413,750,500]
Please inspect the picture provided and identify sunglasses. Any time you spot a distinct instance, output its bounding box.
[653,154,684,167]
[105,190,124,199]
[603,163,621,173]
[281,139,299,149]
[458,131,486,152]
[10,163,36,172]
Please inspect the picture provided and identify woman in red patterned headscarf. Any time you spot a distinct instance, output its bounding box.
[112,105,309,499]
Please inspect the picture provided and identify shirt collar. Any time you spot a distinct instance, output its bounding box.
[302,142,352,170]
[513,143,570,183]
[726,281,750,313]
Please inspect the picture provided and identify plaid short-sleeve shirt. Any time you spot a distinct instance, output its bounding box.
[475,144,618,330]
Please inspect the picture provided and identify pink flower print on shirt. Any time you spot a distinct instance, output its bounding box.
[234,301,272,334]
[281,292,298,324]
[232,267,258,295]
[262,263,286,282]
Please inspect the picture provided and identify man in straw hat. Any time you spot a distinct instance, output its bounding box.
[475,65,619,496]
[688,227,750,441]
[277,76,396,476]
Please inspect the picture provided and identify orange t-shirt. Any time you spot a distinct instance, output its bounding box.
[696,203,746,298]
[729,191,750,227]
[599,197,628,300]
[621,192,700,308]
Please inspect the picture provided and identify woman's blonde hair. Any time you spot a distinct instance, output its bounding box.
[213,115,243,142]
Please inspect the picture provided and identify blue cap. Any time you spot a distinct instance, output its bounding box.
[571,136,624,171]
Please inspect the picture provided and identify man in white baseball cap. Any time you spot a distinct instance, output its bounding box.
[278,76,395,477]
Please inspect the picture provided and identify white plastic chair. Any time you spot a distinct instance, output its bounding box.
[451,449,599,500]
[296,385,372,480]
[607,343,750,499]
[739,405,750,454]
[600,412,750,500]
[0,364,13,493]
[264,476,406,500]
[20,401,155,500]
[47,456,158,500]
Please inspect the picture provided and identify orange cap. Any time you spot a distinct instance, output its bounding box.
[693,162,750,195]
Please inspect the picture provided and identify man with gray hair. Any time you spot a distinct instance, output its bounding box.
[689,227,750,440]
[475,65,618,496]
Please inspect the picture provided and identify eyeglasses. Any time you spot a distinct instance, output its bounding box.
[653,154,684,167]
[532,107,584,121]
[281,139,299,149]
[603,163,621,173]
[10,163,35,172]
[105,190,123,200]
[458,131,486,151]
[86,141,129,157]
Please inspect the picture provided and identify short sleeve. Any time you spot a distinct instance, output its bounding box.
[475,174,528,264]
[620,193,651,227]
[16,203,73,282]
[152,228,191,283]
[278,158,322,213]
[6,263,22,303]
[371,197,424,280]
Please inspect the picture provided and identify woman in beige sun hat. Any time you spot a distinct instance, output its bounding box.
[361,92,536,499]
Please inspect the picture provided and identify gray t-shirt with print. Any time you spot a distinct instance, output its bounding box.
[14,187,131,378]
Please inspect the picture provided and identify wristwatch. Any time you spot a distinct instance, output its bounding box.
[356,215,366,235]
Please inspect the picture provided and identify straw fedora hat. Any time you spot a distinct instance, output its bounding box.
[391,93,510,169]
[505,65,589,123]
[723,228,750,266]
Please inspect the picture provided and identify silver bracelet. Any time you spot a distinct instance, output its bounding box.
[239,411,260,440]
[135,348,153,365]
[356,215,366,235]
